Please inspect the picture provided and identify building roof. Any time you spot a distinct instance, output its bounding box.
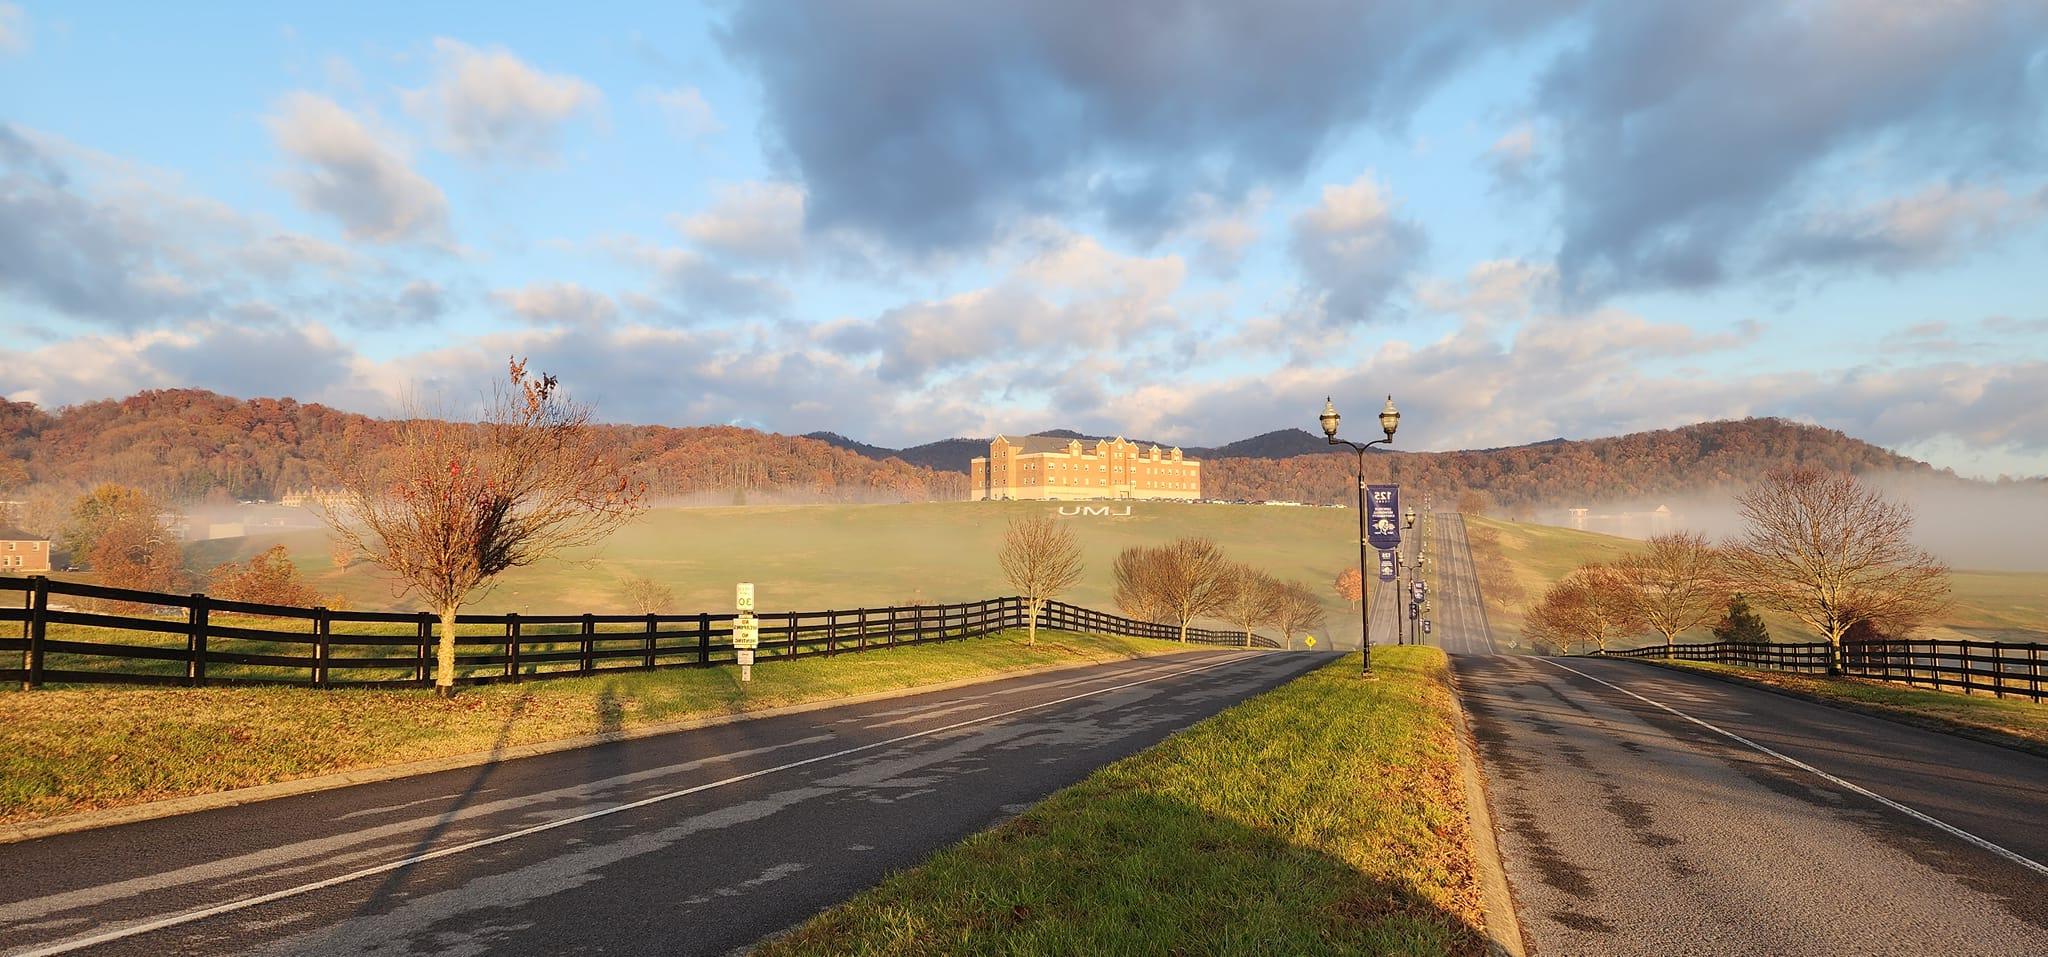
[998,434,1087,454]
[0,526,47,541]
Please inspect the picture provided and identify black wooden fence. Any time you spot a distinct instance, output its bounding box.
[1602,638,2048,702]
[0,576,1278,690]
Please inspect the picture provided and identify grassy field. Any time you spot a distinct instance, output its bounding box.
[170,501,1373,643]
[1465,515,2048,649]
[1649,659,2048,749]
[756,646,1488,957]
[0,628,1186,827]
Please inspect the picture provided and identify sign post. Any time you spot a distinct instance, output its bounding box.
[734,582,759,682]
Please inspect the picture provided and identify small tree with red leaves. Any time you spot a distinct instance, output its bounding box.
[323,358,645,696]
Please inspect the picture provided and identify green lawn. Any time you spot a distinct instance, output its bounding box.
[1649,659,2048,749]
[175,500,1371,644]
[756,646,1488,957]
[0,628,1187,827]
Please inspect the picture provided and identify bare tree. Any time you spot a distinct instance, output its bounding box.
[1724,468,1949,674]
[1332,566,1362,610]
[1113,546,1167,623]
[1151,537,1236,643]
[998,514,1085,647]
[1524,565,1643,655]
[1614,531,1726,654]
[1219,563,1283,647]
[618,573,675,615]
[1270,580,1328,650]
[324,358,646,696]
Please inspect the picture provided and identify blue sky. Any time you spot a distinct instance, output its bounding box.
[3,1,2047,476]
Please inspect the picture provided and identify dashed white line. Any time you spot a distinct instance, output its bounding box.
[9,651,1269,957]
[1536,657,2048,878]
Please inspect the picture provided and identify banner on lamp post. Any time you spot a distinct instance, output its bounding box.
[1366,484,1401,549]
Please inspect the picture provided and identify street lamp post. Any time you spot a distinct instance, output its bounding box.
[1320,395,1399,676]
[1399,506,1416,645]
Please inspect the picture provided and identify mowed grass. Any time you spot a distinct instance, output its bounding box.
[756,646,1487,957]
[1650,659,2048,749]
[0,629,1184,827]
[180,500,1368,644]
[1465,514,2048,648]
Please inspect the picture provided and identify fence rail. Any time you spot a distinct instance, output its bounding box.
[0,576,1278,690]
[1601,638,2048,702]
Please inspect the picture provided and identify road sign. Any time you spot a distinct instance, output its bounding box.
[1377,549,1397,582]
[1366,485,1401,549]
[732,617,759,650]
[1303,636,1316,648]
[736,648,755,666]
[1412,581,1424,601]
[735,582,755,612]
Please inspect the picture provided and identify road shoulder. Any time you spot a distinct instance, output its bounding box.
[1445,659,1527,957]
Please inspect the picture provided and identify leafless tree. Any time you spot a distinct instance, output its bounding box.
[1723,468,1949,673]
[1270,580,1328,650]
[324,358,646,696]
[1614,531,1726,654]
[1525,564,1643,655]
[1219,563,1283,647]
[998,514,1084,647]
[1148,537,1236,643]
[618,573,675,615]
[1113,546,1167,623]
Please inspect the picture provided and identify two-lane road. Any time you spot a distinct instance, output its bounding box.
[1458,654,2048,955]
[0,649,1331,957]
[1428,512,1499,656]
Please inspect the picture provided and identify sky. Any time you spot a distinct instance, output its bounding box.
[2,1,2047,477]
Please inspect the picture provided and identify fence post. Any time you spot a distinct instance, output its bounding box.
[788,611,798,658]
[416,612,432,684]
[186,592,209,688]
[697,613,711,666]
[22,575,47,690]
[507,613,522,682]
[580,614,596,674]
[2030,644,2041,702]
[313,606,330,686]
[827,610,837,656]
[888,607,899,648]
[1990,641,2003,699]
[858,607,868,651]
[644,614,658,669]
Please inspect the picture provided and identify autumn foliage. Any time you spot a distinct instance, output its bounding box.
[210,545,327,607]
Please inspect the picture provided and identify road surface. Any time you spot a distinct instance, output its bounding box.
[1427,512,1499,656]
[0,649,1331,957]
[1456,653,2048,956]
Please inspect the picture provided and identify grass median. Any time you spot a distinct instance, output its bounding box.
[0,629,1186,827]
[757,645,1488,957]
[1651,658,2048,750]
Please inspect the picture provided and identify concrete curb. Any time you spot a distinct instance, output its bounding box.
[1611,657,2048,761]
[0,647,1213,847]
[1445,662,1527,957]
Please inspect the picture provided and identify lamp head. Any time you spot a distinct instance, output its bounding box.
[1319,397,1341,438]
[1404,505,1417,528]
[1378,395,1400,440]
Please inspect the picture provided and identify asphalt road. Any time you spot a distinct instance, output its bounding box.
[1457,653,2048,956]
[1427,512,1499,656]
[0,648,1331,957]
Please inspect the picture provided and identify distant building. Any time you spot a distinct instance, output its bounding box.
[280,488,350,509]
[971,435,1202,501]
[0,526,52,573]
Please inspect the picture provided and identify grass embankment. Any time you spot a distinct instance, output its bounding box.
[758,646,1488,957]
[0,629,1183,827]
[1651,659,2048,750]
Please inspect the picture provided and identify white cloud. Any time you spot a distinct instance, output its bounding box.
[676,181,805,262]
[492,282,618,327]
[1289,174,1426,325]
[405,39,604,164]
[0,3,27,55]
[649,86,722,140]
[1768,183,2048,274]
[268,93,450,243]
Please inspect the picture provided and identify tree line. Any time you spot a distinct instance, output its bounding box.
[1523,468,1949,673]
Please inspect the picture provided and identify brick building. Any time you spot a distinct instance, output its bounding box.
[0,526,52,573]
[970,435,1202,501]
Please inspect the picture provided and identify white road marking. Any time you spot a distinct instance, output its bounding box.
[10,651,1269,957]
[1536,657,2048,878]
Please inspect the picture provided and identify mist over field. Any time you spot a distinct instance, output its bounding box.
[1534,479,2048,572]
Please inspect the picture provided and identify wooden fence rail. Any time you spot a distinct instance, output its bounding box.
[1601,638,2048,702]
[0,576,1278,690]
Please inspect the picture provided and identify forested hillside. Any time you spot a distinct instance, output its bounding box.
[0,390,1970,519]
[0,391,966,507]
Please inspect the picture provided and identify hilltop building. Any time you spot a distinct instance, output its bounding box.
[0,526,52,573]
[971,435,1202,501]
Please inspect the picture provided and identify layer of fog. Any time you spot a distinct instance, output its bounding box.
[1532,477,2048,572]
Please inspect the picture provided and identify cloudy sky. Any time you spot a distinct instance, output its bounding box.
[3,1,2047,475]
